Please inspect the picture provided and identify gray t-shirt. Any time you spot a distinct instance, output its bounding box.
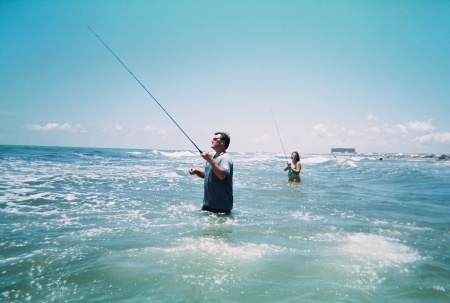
[203,152,233,211]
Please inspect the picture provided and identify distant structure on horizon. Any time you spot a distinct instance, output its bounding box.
[331,148,356,153]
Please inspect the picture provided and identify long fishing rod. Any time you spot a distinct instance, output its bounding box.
[88,26,202,153]
[270,108,288,162]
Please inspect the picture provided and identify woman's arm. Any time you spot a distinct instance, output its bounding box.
[284,162,291,171]
[291,163,301,174]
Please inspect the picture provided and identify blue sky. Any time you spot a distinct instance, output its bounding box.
[1,0,449,153]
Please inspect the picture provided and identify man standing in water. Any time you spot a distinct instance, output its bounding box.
[189,132,233,213]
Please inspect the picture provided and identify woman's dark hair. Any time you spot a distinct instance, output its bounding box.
[215,132,230,149]
[291,151,300,162]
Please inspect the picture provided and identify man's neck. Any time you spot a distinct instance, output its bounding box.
[214,149,226,157]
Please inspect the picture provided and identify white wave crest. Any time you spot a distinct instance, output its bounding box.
[160,237,284,261]
[158,151,198,158]
[343,233,421,265]
[301,157,331,164]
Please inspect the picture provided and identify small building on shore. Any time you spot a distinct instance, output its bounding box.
[331,148,356,154]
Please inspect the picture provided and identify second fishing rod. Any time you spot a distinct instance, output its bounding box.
[270,108,288,163]
[88,26,203,154]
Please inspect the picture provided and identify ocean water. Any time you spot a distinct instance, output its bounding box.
[1,145,449,303]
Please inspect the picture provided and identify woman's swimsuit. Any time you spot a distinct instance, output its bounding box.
[287,163,301,182]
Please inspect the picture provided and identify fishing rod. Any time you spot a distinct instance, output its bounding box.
[270,108,288,162]
[88,26,203,153]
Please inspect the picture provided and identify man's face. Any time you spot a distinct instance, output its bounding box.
[211,134,222,148]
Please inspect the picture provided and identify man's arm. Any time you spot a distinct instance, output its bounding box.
[207,159,227,180]
[201,152,227,180]
[189,168,205,179]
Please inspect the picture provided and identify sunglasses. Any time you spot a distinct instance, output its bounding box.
[212,138,222,141]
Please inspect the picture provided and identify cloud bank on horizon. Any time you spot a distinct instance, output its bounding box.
[20,115,449,153]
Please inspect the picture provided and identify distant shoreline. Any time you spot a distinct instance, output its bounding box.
[1,144,448,160]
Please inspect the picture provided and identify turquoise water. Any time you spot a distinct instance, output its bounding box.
[1,145,449,302]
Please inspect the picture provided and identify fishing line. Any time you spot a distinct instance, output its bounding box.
[88,26,202,153]
[270,108,288,162]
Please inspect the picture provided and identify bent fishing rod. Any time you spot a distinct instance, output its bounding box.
[270,108,288,162]
[88,26,202,153]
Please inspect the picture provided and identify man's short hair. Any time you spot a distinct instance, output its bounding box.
[215,132,230,149]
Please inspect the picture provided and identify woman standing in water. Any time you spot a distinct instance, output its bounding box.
[284,151,301,182]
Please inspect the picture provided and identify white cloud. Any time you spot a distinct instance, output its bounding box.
[115,125,123,130]
[0,110,16,116]
[405,119,434,131]
[309,118,448,152]
[415,132,450,143]
[254,134,269,143]
[367,114,378,121]
[143,125,154,131]
[312,123,333,139]
[394,124,409,134]
[25,123,85,133]
[144,124,166,134]
[384,119,435,134]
